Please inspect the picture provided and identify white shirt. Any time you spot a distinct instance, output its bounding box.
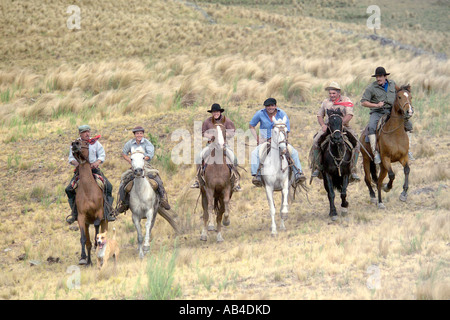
[68,140,106,165]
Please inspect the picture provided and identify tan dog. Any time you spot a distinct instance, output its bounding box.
[96,228,119,271]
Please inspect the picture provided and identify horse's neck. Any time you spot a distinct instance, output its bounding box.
[385,104,403,127]
[79,162,95,181]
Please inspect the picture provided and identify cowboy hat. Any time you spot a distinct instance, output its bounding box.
[207,103,224,113]
[371,66,390,77]
[132,126,145,133]
[78,125,91,133]
[325,81,341,91]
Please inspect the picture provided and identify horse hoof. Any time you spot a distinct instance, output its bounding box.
[382,184,391,193]
[341,206,348,215]
[399,193,408,202]
[200,234,207,241]
[378,202,386,209]
[79,258,88,265]
[330,215,338,221]
[143,245,150,253]
[281,213,288,220]
[217,234,224,242]
[222,218,230,226]
[207,225,215,231]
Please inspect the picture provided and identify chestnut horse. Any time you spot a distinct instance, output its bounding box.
[71,139,107,265]
[360,85,414,209]
[199,122,233,242]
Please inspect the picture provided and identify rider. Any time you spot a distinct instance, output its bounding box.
[311,82,360,181]
[361,66,414,164]
[250,97,307,187]
[115,126,171,213]
[190,103,242,192]
[65,125,115,224]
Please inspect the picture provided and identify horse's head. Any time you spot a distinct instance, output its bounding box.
[394,84,414,119]
[326,109,344,144]
[71,139,89,163]
[130,146,146,178]
[272,116,288,152]
[213,123,226,149]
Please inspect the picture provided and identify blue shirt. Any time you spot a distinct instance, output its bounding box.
[249,108,291,139]
[382,81,389,92]
[122,138,155,161]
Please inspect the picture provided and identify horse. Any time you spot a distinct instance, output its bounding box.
[259,116,290,236]
[199,122,233,242]
[360,84,414,209]
[128,146,178,258]
[320,109,353,221]
[70,139,107,266]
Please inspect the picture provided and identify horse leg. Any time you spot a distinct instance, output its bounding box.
[200,192,209,241]
[132,215,144,259]
[216,199,224,243]
[377,166,388,209]
[85,223,92,266]
[279,181,289,231]
[381,159,395,193]
[399,159,410,202]
[222,189,231,227]
[323,173,337,220]
[363,157,377,204]
[264,186,277,236]
[340,174,349,215]
[206,189,215,232]
[143,209,155,253]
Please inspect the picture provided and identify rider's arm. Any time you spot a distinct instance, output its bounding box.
[249,125,259,145]
[317,116,327,132]
[361,100,384,108]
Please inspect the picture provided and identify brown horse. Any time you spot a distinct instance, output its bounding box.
[199,122,233,242]
[360,84,414,209]
[71,139,107,265]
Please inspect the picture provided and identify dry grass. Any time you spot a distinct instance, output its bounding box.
[0,0,449,300]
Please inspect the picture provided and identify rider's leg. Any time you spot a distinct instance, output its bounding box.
[65,177,78,224]
[311,130,324,177]
[225,147,242,191]
[288,145,306,183]
[251,145,263,187]
[345,127,361,181]
[368,111,382,164]
[151,173,171,210]
[116,169,133,213]
[191,146,210,188]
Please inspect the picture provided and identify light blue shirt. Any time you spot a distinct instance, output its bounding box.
[122,138,155,161]
[68,140,106,165]
[249,108,291,139]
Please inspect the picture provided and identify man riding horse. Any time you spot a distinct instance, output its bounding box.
[65,125,115,224]
[250,97,307,187]
[361,66,414,164]
[190,103,242,192]
[311,82,360,181]
[115,126,171,214]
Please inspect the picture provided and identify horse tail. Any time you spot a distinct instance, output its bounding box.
[157,207,180,235]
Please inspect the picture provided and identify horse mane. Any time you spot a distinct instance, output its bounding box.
[398,84,411,93]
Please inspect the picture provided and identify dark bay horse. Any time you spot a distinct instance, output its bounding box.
[71,139,107,265]
[360,85,414,209]
[199,122,233,242]
[321,109,353,221]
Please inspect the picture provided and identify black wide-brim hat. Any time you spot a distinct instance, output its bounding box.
[207,103,224,113]
[371,66,390,77]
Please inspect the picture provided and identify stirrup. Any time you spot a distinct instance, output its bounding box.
[66,214,77,225]
[190,180,200,188]
[252,175,263,187]
[233,185,243,192]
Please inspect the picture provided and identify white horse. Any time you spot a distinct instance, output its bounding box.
[129,146,161,259]
[260,116,290,236]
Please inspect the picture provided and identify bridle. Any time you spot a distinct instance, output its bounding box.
[381,89,414,134]
[327,113,350,176]
[72,139,90,164]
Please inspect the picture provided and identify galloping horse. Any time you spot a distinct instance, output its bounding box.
[199,122,233,242]
[321,109,353,221]
[360,85,414,208]
[128,146,178,258]
[71,139,107,265]
[260,116,290,236]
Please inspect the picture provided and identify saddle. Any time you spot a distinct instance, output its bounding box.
[71,173,105,191]
[258,141,295,171]
[121,168,159,192]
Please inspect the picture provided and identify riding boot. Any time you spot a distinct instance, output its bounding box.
[116,175,133,214]
[368,134,381,164]
[190,165,201,188]
[66,193,78,225]
[252,164,264,187]
[152,174,171,210]
[350,150,361,181]
[407,131,415,161]
[105,194,116,222]
[231,166,242,192]
[311,147,322,178]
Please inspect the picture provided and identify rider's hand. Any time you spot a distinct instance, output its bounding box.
[376,101,385,108]
[321,124,327,132]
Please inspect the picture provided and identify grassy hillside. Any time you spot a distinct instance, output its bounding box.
[0,0,449,300]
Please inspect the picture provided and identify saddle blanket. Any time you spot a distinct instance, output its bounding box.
[72,173,105,191]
